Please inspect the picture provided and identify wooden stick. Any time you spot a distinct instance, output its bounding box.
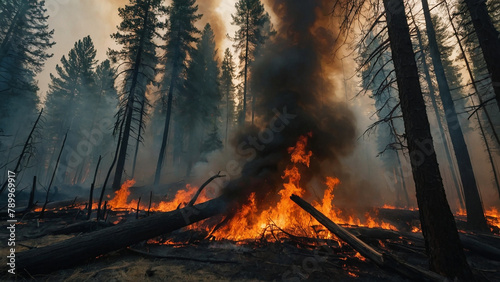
[187,171,225,207]
[290,194,444,281]
[147,191,152,216]
[136,196,141,219]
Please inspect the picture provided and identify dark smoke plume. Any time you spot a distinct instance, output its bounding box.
[223,0,357,210]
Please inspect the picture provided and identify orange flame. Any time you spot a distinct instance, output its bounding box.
[108,179,135,208]
[107,134,397,242]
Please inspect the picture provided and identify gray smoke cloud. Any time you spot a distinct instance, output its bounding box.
[221,0,357,211]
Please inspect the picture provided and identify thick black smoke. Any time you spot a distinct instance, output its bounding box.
[222,0,357,210]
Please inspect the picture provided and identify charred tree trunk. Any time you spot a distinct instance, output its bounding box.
[131,100,145,178]
[421,0,488,231]
[40,132,67,219]
[383,0,473,278]
[87,155,102,219]
[410,8,465,209]
[154,61,178,185]
[15,196,228,275]
[462,0,500,111]
[97,110,126,221]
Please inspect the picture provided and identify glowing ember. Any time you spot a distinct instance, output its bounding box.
[354,252,366,261]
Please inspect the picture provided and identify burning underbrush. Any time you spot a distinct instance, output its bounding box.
[106,135,400,245]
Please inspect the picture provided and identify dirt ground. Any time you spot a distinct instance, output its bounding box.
[1,207,499,281]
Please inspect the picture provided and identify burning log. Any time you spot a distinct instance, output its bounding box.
[290,194,445,281]
[15,196,228,275]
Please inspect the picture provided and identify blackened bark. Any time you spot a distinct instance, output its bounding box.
[383,0,472,278]
[421,0,488,231]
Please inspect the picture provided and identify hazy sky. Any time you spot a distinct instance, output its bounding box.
[37,0,238,100]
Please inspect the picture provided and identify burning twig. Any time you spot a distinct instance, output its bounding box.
[187,171,225,207]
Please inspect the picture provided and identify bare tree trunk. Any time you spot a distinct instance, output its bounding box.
[40,132,67,219]
[421,0,488,231]
[154,63,178,185]
[131,100,144,178]
[462,0,500,111]
[383,0,472,278]
[97,111,126,221]
[87,155,101,219]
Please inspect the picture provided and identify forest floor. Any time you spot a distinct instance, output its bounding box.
[0,202,499,281]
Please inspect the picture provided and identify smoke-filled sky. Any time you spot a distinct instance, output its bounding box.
[33,0,499,210]
[37,0,239,100]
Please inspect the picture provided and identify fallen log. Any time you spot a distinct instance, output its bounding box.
[15,196,228,275]
[290,194,444,281]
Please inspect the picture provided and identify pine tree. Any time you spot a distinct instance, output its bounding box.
[0,0,54,148]
[178,23,221,177]
[358,31,409,206]
[231,0,272,125]
[109,0,165,190]
[220,48,236,146]
[44,36,98,183]
[154,0,201,185]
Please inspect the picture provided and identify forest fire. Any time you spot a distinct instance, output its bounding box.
[108,135,396,243]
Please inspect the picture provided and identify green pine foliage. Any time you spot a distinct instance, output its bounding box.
[0,0,54,136]
[220,48,237,145]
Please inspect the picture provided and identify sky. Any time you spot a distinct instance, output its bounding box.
[37,0,238,100]
[33,0,500,210]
